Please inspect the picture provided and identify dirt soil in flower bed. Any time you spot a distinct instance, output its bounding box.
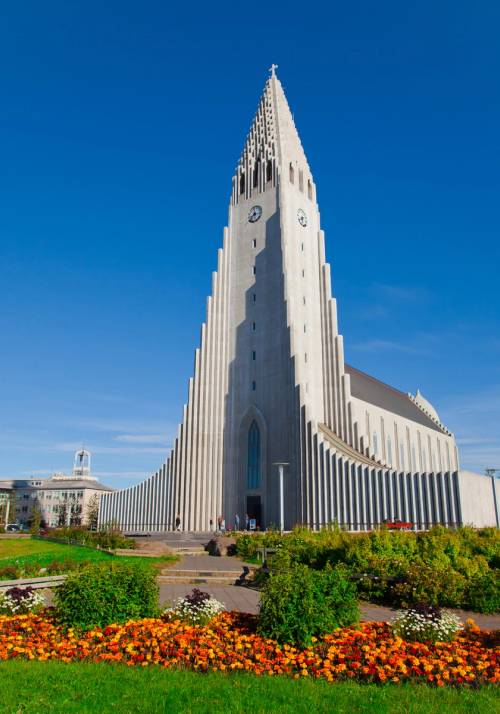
[0,612,498,687]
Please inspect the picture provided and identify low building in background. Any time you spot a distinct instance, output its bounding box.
[0,449,113,528]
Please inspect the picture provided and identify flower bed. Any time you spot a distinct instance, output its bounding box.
[0,612,498,687]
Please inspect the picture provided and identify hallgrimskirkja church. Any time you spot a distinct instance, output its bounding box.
[98,69,499,532]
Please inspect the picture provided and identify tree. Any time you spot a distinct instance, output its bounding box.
[57,502,68,527]
[69,502,82,527]
[86,494,100,530]
[29,499,43,534]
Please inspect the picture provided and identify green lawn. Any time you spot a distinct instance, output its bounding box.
[0,537,175,577]
[0,661,497,714]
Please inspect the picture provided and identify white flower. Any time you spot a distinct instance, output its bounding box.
[163,591,225,625]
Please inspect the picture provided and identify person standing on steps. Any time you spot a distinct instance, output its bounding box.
[175,514,181,531]
[234,513,240,531]
[245,513,250,531]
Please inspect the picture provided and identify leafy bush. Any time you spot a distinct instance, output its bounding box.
[466,570,500,614]
[47,527,135,551]
[46,559,80,575]
[235,525,500,612]
[0,565,21,580]
[391,564,467,608]
[258,564,358,646]
[391,605,462,643]
[164,588,224,625]
[54,561,158,630]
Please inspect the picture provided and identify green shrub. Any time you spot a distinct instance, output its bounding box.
[234,526,500,613]
[354,555,407,602]
[391,564,466,609]
[54,561,158,630]
[48,527,135,551]
[258,564,358,646]
[46,559,81,575]
[466,570,500,614]
[234,533,261,561]
[0,565,21,580]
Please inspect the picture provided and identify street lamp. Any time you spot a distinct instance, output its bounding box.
[272,462,289,532]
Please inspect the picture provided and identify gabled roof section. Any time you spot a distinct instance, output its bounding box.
[345,364,452,435]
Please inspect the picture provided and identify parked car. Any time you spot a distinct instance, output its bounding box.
[384,519,413,530]
[6,523,21,532]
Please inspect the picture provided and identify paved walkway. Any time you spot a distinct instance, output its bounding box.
[160,583,260,613]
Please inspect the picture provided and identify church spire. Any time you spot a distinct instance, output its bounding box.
[232,67,315,204]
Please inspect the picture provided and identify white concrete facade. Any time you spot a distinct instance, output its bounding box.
[98,70,498,532]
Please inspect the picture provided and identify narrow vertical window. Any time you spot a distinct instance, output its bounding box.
[253,161,259,188]
[252,239,257,248]
[302,269,305,277]
[266,160,272,182]
[304,353,308,363]
[247,421,260,489]
[252,350,256,361]
[252,266,256,275]
[307,179,312,200]
[240,173,245,195]
[252,322,256,331]
[289,163,294,184]
[251,381,256,391]
[253,293,256,303]
[303,324,306,333]
[301,243,304,252]
[303,297,306,305]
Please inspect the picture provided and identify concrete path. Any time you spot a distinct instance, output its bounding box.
[160,583,260,613]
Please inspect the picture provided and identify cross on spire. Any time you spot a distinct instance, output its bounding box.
[269,63,278,77]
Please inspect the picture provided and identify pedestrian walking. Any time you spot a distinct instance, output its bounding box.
[234,513,240,531]
[217,515,222,533]
[220,517,226,533]
[245,513,250,530]
[175,514,181,531]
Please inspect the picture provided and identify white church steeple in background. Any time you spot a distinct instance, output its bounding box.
[99,69,481,532]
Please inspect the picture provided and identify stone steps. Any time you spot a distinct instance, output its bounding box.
[161,569,247,578]
[159,564,255,585]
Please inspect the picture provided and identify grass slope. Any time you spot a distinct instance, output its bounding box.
[0,538,173,576]
[0,661,497,714]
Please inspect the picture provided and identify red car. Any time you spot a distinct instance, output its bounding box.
[384,519,413,530]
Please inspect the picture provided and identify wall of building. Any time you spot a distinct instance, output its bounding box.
[350,396,458,474]
[457,470,499,527]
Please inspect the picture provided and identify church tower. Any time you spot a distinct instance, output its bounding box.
[99,69,463,532]
[222,65,351,528]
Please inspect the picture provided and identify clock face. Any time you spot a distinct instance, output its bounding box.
[297,208,308,227]
[248,205,262,223]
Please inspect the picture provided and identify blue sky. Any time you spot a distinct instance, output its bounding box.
[1,1,499,488]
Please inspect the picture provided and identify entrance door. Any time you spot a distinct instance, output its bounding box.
[246,495,262,529]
